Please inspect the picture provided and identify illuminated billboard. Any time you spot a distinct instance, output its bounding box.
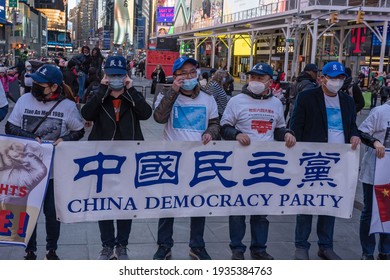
[114,0,135,45]
[223,0,284,17]
[157,6,174,23]
[191,0,223,29]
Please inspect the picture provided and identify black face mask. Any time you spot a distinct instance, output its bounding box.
[31,83,48,102]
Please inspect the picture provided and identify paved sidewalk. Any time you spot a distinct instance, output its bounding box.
[0,80,371,260]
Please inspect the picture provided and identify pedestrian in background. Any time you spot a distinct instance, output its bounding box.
[358,100,390,260]
[153,56,220,260]
[199,72,208,87]
[82,67,101,103]
[204,69,229,119]
[151,64,166,95]
[138,59,145,78]
[58,57,79,98]
[221,63,296,260]
[290,62,360,260]
[81,56,152,260]
[68,46,92,101]
[19,61,34,95]
[369,77,381,109]
[5,64,85,260]
[0,66,19,103]
[296,63,319,93]
[90,47,104,79]
[340,67,365,113]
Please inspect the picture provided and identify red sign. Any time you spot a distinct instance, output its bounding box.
[146,50,180,78]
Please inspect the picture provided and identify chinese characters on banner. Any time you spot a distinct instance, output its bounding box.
[370,151,390,234]
[0,136,54,246]
[53,141,360,223]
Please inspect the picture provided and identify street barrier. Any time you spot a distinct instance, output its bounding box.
[134,85,151,99]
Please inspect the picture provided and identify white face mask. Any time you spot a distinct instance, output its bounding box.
[325,78,344,94]
[248,81,268,95]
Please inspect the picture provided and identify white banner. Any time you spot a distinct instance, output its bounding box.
[370,150,390,234]
[0,135,54,246]
[54,141,359,223]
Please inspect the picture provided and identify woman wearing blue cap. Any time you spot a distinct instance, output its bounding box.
[5,64,85,260]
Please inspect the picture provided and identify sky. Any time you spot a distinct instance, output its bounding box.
[68,0,77,10]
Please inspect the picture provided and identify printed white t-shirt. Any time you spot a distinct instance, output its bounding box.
[324,93,345,144]
[154,91,219,141]
[221,93,285,142]
[359,102,390,184]
[7,93,84,141]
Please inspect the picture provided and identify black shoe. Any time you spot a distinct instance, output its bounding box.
[377,253,390,260]
[45,250,60,260]
[189,247,211,260]
[24,251,37,260]
[153,246,172,260]
[231,250,245,260]
[251,250,274,260]
[294,248,309,260]
[361,254,374,260]
[317,249,341,260]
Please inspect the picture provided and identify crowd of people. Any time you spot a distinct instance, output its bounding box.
[0,50,389,261]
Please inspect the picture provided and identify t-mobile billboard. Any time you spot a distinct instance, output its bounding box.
[114,0,134,45]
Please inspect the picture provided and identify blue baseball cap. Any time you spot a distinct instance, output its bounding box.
[322,62,347,78]
[172,56,197,74]
[246,63,273,78]
[104,56,127,75]
[27,64,63,85]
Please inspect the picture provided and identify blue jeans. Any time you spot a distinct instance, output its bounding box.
[77,72,87,99]
[157,217,205,248]
[26,179,60,252]
[360,183,390,255]
[229,215,269,253]
[98,219,132,248]
[295,214,335,250]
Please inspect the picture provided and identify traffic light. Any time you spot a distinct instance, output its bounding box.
[357,10,365,24]
[330,13,338,24]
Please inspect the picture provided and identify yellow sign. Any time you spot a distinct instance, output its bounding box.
[194,32,213,37]
[233,36,255,56]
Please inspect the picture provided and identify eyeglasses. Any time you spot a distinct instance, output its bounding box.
[176,70,197,78]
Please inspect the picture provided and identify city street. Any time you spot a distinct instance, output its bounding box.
[0,79,373,260]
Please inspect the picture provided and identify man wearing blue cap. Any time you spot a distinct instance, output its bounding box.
[5,64,85,260]
[220,63,296,260]
[290,61,361,260]
[153,56,220,260]
[82,55,152,260]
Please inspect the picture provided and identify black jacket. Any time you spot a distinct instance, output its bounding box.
[68,54,92,74]
[290,86,359,143]
[61,67,79,97]
[81,84,152,140]
[296,71,318,93]
[340,77,365,113]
